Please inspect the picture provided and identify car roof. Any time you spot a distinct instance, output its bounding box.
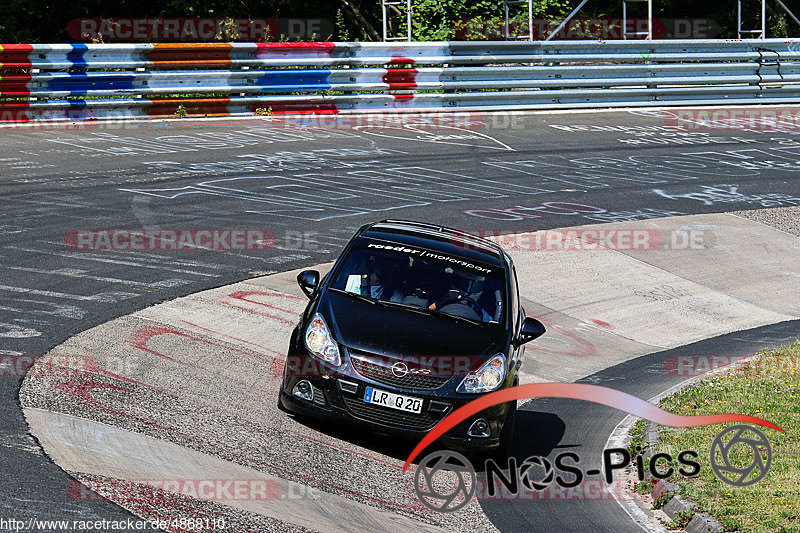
[357,220,507,269]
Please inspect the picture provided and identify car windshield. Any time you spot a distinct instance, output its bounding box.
[329,241,505,324]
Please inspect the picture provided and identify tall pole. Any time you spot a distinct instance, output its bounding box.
[623,1,628,39]
[504,1,510,39]
[407,0,412,41]
[382,0,388,41]
[528,0,534,40]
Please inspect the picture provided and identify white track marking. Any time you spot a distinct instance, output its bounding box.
[8,247,221,278]
[0,284,136,303]
[4,266,192,289]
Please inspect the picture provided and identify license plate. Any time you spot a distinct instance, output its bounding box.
[364,387,423,414]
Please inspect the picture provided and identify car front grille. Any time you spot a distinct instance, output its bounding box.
[349,351,452,391]
[341,394,444,430]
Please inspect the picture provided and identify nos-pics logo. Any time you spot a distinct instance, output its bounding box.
[413,424,772,513]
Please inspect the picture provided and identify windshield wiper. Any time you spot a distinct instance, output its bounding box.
[328,287,376,305]
[332,290,433,317]
[427,308,485,327]
[387,300,486,327]
[374,299,437,317]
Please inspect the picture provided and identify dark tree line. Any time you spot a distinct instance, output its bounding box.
[0,0,793,43]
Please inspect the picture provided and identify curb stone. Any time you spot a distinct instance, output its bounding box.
[652,480,679,501]
[641,422,659,480]
[642,423,726,532]
[684,513,724,533]
[662,496,696,520]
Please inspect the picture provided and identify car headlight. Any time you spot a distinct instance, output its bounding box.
[304,313,341,366]
[457,354,506,393]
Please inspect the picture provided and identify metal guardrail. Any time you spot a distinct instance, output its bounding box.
[1,39,799,121]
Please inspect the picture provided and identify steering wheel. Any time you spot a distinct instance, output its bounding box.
[410,287,429,299]
[436,291,480,312]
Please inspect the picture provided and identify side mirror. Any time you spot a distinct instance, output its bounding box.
[297,270,320,299]
[516,317,546,346]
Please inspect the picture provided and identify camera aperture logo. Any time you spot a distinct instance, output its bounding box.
[405,383,781,512]
[710,425,772,487]
[414,451,476,512]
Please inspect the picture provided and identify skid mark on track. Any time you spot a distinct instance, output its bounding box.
[229,290,305,306]
[24,346,405,474]
[217,290,305,326]
[125,326,275,394]
[217,301,297,325]
[179,320,285,358]
[528,318,599,358]
[127,326,271,364]
[50,375,425,514]
[177,320,288,380]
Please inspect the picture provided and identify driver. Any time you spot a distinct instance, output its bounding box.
[428,270,493,321]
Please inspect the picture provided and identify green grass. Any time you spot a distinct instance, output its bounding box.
[173,103,188,118]
[653,342,800,531]
[628,418,651,455]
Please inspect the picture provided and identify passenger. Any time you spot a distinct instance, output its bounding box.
[363,259,404,302]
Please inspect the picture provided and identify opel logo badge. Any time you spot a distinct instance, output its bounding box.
[391,362,409,377]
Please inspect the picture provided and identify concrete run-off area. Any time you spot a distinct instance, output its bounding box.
[19,209,800,532]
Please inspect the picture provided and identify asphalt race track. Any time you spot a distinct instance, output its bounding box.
[2,108,800,531]
[482,320,800,532]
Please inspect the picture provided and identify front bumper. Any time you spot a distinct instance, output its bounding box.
[278,339,511,450]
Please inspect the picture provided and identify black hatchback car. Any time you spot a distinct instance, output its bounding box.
[278,220,545,453]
